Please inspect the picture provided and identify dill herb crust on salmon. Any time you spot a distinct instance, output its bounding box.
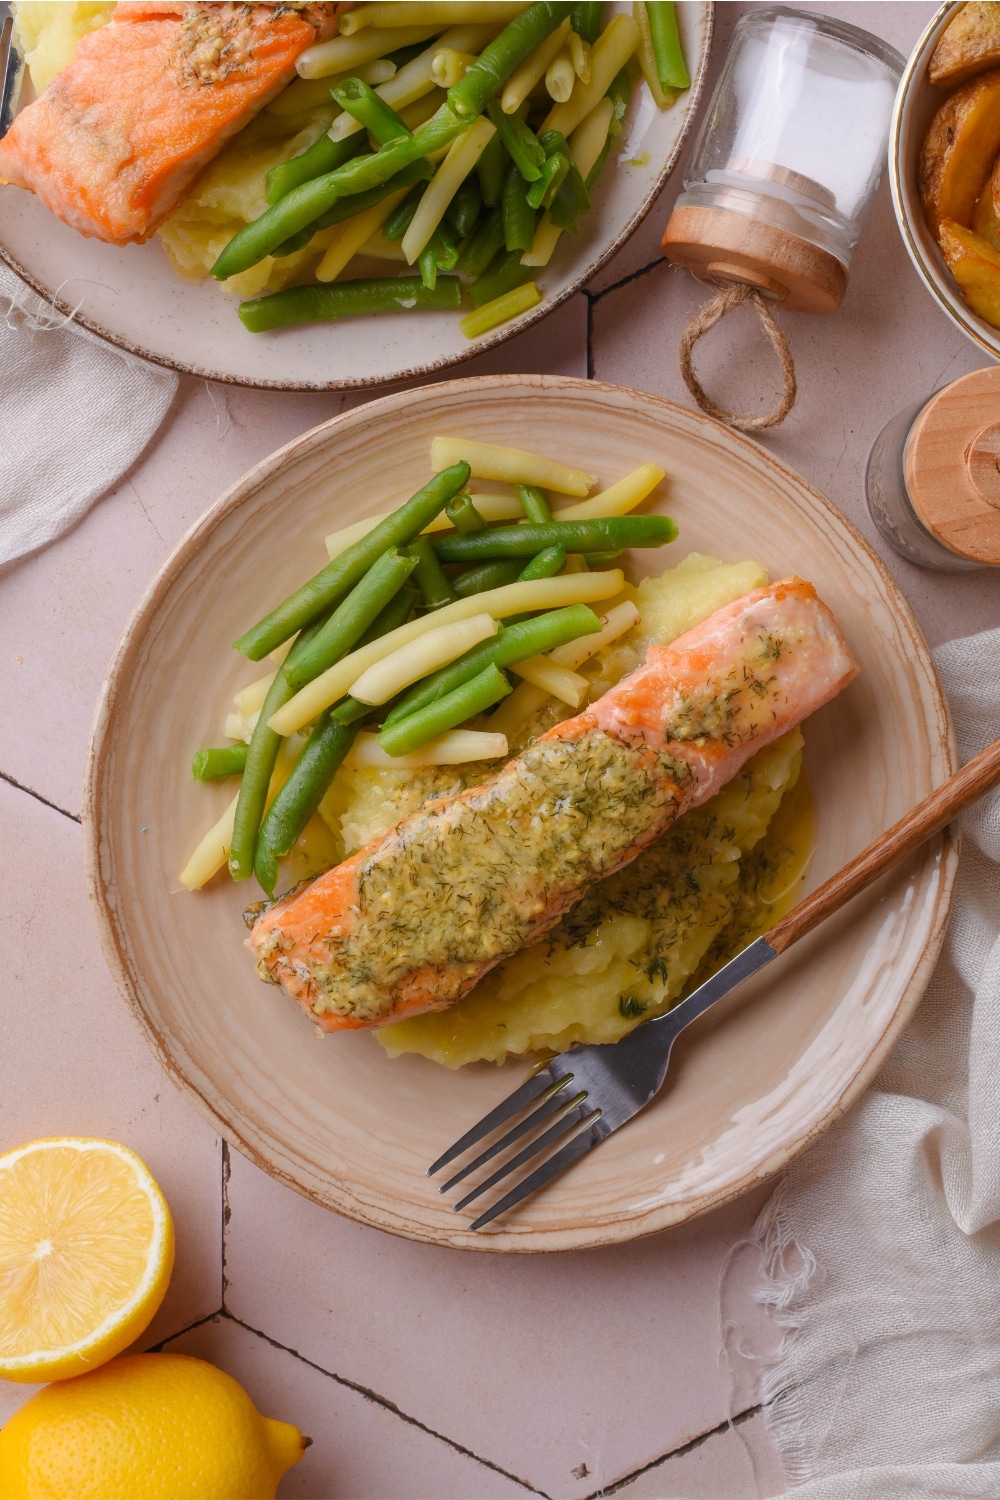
[248,578,858,1032]
[0,2,344,245]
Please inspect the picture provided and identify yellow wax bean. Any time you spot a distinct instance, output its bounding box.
[402,115,496,261]
[555,463,666,521]
[345,730,508,767]
[501,17,570,112]
[315,188,409,282]
[460,281,542,338]
[268,571,624,736]
[267,59,396,115]
[297,26,440,78]
[431,48,477,89]
[509,655,588,705]
[541,13,640,137]
[179,743,298,891]
[358,233,409,262]
[545,47,576,103]
[342,3,528,35]
[350,613,498,704]
[233,673,276,717]
[329,24,498,139]
[429,436,594,495]
[570,31,592,83]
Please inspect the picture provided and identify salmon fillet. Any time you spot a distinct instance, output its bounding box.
[0,2,342,244]
[249,578,858,1032]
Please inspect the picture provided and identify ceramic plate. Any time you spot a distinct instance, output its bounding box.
[0,4,712,390]
[890,2,1000,362]
[84,375,958,1252]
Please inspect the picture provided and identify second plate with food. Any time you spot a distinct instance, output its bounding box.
[84,375,956,1252]
[0,3,712,389]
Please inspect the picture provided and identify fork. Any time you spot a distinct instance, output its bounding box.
[429,732,1000,1230]
[0,6,23,143]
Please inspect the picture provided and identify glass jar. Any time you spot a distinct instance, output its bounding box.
[865,370,1000,571]
[680,7,903,268]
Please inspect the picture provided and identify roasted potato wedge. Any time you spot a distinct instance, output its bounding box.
[939,218,1000,327]
[920,68,1000,233]
[974,154,1000,246]
[930,2,1000,88]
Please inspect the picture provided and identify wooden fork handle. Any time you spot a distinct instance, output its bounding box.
[767,734,1000,956]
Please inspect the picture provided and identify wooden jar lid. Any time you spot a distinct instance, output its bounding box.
[661,203,848,314]
[905,368,1000,566]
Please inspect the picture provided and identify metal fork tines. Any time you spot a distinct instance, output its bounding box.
[428,937,779,1230]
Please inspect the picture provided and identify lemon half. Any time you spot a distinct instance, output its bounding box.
[0,1137,174,1382]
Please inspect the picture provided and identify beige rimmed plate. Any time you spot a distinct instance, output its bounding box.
[890,2,1000,362]
[0,4,711,390]
[84,375,958,1252]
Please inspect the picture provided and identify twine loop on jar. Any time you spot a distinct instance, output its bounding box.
[679,282,797,433]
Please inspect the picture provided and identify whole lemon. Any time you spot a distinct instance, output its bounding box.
[0,1352,307,1499]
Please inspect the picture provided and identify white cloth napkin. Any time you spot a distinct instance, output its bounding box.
[748,625,1000,1497]
[0,263,178,565]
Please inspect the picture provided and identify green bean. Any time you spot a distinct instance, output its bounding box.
[526,147,569,209]
[470,247,533,307]
[383,182,426,241]
[285,547,418,690]
[407,535,457,610]
[502,162,537,252]
[235,463,469,661]
[253,716,358,895]
[519,545,565,581]
[237,275,461,333]
[476,130,506,207]
[434,221,460,270]
[331,696,376,726]
[271,224,317,258]
[447,2,574,120]
[229,614,329,882]
[355,582,419,647]
[383,605,599,727]
[549,154,590,230]
[451,558,522,596]
[445,493,487,533]
[214,105,467,279]
[645,2,689,91]
[312,159,432,232]
[516,484,552,524]
[378,664,512,757]
[192,744,248,781]
[418,239,438,290]
[587,548,623,565]
[456,204,504,275]
[265,133,365,206]
[570,2,602,44]
[433,514,678,561]
[446,175,482,239]
[485,100,544,182]
[331,76,411,145]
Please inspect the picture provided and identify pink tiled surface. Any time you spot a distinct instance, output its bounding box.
[4,4,1000,1497]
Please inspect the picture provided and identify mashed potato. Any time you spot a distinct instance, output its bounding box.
[312,553,812,1068]
[11,2,114,94]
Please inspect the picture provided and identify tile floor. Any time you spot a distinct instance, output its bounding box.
[4,4,1000,1497]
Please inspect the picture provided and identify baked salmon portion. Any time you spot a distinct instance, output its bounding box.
[0,2,342,244]
[249,578,858,1032]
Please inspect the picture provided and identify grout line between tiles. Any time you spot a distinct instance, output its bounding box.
[590,257,665,306]
[0,767,80,824]
[589,1404,764,1499]
[146,1306,224,1353]
[219,1308,549,1498]
[221,1140,231,1302]
[585,292,595,380]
